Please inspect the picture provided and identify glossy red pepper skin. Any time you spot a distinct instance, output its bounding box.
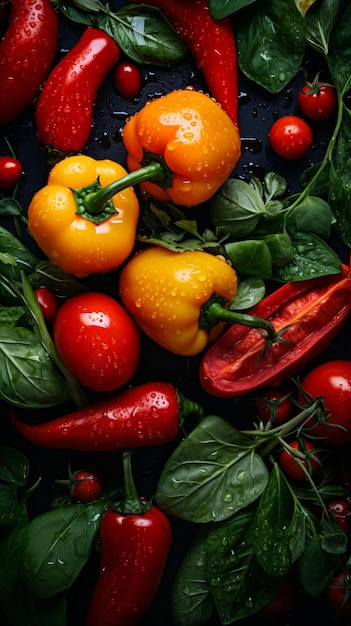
[11,382,202,451]
[0,0,59,125]
[130,0,238,127]
[85,503,172,626]
[36,26,120,154]
[200,265,351,397]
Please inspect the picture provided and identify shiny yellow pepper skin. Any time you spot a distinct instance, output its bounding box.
[27,155,139,278]
[122,89,241,207]
[119,247,238,356]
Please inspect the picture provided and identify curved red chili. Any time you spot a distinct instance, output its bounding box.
[11,382,203,451]
[130,0,238,127]
[85,450,172,626]
[0,0,59,125]
[200,265,351,397]
[36,26,120,154]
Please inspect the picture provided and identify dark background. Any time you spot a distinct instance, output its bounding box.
[1,1,351,625]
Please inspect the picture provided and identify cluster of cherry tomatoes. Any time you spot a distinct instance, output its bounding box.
[269,74,337,160]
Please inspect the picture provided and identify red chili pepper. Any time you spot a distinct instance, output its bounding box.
[130,0,238,127]
[85,450,172,626]
[11,382,203,451]
[36,26,120,155]
[200,264,351,397]
[0,0,59,125]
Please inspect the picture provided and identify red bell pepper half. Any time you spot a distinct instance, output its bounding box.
[200,264,351,397]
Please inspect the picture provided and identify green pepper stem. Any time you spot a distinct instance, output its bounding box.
[83,161,165,215]
[206,301,286,344]
[120,449,149,515]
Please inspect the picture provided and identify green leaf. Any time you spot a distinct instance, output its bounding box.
[298,534,338,596]
[304,0,346,56]
[0,225,39,281]
[29,261,88,298]
[229,276,266,311]
[286,196,333,240]
[155,415,269,523]
[253,464,307,576]
[0,326,70,408]
[21,501,108,599]
[264,232,294,267]
[171,528,215,626]
[99,5,187,66]
[224,239,273,279]
[206,507,283,622]
[0,198,23,216]
[209,178,266,238]
[0,446,29,486]
[328,108,351,246]
[272,231,341,282]
[0,305,26,326]
[328,2,351,93]
[236,0,306,92]
[209,0,257,19]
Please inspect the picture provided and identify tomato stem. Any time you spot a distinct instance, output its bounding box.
[82,161,166,216]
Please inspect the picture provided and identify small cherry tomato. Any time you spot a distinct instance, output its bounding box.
[34,288,59,324]
[113,61,141,99]
[327,499,350,533]
[0,156,22,187]
[279,439,321,481]
[255,388,292,425]
[326,570,351,615]
[72,470,103,502]
[53,292,140,392]
[261,575,295,615]
[299,361,351,445]
[298,81,337,120]
[269,115,313,159]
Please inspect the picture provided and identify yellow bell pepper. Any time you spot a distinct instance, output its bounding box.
[27,155,139,278]
[119,247,238,356]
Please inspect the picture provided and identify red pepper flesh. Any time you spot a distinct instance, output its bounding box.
[36,26,120,154]
[130,0,239,127]
[0,0,59,125]
[11,382,203,451]
[200,265,351,397]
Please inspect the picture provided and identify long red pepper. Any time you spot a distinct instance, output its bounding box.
[0,0,59,125]
[11,382,203,451]
[85,450,172,626]
[200,264,351,397]
[130,0,239,127]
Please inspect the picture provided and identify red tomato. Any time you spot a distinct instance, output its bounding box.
[298,82,337,120]
[255,388,292,425]
[278,439,321,481]
[0,156,22,187]
[34,288,59,324]
[72,470,103,502]
[261,575,295,615]
[53,292,140,392]
[269,115,313,159]
[326,571,351,615]
[327,499,350,533]
[299,361,351,445]
[113,61,141,99]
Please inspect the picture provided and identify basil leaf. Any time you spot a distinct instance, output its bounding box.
[209,178,266,238]
[236,0,305,92]
[229,276,266,310]
[0,225,39,280]
[304,0,346,56]
[0,197,23,216]
[0,326,70,408]
[171,528,215,626]
[286,196,333,240]
[29,261,88,298]
[99,5,187,66]
[155,415,269,523]
[328,2,351,93]
[253,464,307,576]
[328,108,351,246]
[0,445,29,486]
[0,305,26,326]
[206,507,282,622]
[272,231,341,282]
[209,0,257,19]
[298,535,337,596]
[224,239,273,279]
[264,232,294,267]
[21,501,108,599]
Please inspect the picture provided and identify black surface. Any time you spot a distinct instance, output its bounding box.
[1,2,351,625]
